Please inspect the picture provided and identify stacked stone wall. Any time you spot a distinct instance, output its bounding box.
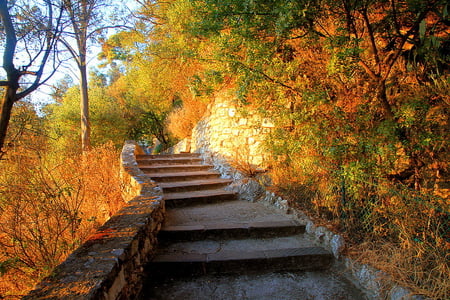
[24,141,165,300]
[188,89,274,166]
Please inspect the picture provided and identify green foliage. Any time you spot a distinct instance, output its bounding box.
[45,73,130,152]
[129,111,174,147]
[0,258,19,276]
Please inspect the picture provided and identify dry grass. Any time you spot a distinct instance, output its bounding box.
[350,241,449,300]
[228,145,263,178]
[266,155,449,300]
[0,142,125,299]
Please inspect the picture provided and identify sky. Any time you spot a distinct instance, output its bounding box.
[0,0,140,111]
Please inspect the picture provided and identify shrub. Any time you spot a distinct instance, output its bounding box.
[166,97,208,139]
[0,142,124,298]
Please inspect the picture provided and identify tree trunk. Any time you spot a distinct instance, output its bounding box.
[79,62,91,152]
[0,88,16,156]
[376,79,395,120]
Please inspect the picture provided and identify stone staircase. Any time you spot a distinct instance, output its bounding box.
[136,153,363,299]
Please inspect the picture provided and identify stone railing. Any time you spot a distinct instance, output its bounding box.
[24,141,165,300]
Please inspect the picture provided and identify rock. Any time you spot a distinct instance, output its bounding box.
[306,221,316,234]
[330,234,345,259]
[389,286,426,300]
[315,226,327,242]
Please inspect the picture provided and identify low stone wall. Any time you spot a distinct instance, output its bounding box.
[24,141,165,300]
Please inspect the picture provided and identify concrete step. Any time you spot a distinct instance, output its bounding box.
[141,271,366,300]
[136,153,359,299]
[158,178,233,193]
[136,153,200,160]
[164,189,238,208]
[137,157,203,166]
[150,236,333,276]
[143,171,222,183]
[159,219,305,241]
[139,164,213,173]
[161,200,307,240]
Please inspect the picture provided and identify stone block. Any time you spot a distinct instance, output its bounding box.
[261,118,275,128]
[330,234,345,259]
[106,268,125,300]
[238,118,248,126]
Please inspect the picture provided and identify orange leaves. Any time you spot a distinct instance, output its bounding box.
[0,142,125,298]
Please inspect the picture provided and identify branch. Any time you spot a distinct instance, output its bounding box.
[0,81,10,86]
[342,0,359,39]
[236,62,300,95]
[382,9,430,82]
[86,24,131,40]
[358,60,379,81]
[361,7,381,75]
[0,0,18,76]
[391,0,402,36]
[17,0,64,100]
[59,38,82,68]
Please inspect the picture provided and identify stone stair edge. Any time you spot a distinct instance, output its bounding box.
[138,164,213,170]
[158,178,232,187]
[142,170,220,177]
[161,219,304,232]
[164,189,237,199]
[136,153,201,159]
[153,246,333,263]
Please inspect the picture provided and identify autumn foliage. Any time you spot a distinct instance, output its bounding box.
[0,106,124,298]
[0,0,448,299]
[124,1,448,298]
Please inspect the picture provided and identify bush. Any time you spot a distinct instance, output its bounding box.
[166,97,208,139]
[0,142,124,298]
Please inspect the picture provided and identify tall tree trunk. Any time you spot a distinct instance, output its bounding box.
[79,62,91,152]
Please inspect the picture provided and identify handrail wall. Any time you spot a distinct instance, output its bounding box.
[24,141,165,300]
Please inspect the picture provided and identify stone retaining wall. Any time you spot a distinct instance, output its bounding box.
[180,89,273,166]
[24,141,165,300]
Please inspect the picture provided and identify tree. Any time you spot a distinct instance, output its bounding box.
[46,69,130,153]
[59,0,128,152]
[98,0,213,148]
[0,0,63,158]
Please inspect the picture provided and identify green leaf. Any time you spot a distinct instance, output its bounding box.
[419,19,426,40]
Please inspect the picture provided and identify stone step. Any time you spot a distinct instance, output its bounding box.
[149,236,333,276]
[139,164,213,173]
[160,200,306,240]
[164,189,238,208]
[158,178,233,193]
[144,171,221,183]
[159,219,305,241]
[141,269,366,300]
[136,153,200,160]
[137,157,203,166]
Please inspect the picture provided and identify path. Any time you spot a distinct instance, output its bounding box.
[136,153,365,299]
